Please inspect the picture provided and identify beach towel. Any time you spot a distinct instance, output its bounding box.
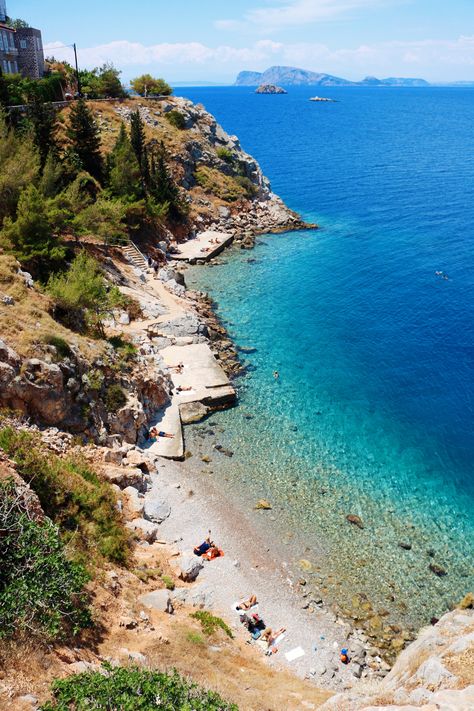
[285,646,305,662]
[202,547,224,561]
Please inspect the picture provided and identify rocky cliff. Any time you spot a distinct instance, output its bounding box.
[321,597,474,710]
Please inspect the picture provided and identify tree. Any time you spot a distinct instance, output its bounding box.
[0,184,66,279]
[96,63,126,98]
[67,99,103,182]
[130,74,172,97]
[47,252,125,337]
[149,141,186,220]
[0,109,40,223]
[6,18,30,29]
[129,109,149,186]
[72,197,128,247]
[29,99,58,170]
[107,123,142,200]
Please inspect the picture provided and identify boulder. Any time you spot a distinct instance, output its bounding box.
[140,589,174,613]
[125,518,159,543]
[122,486,144,516]
[143,498,171,524]
[179,401,208,424]
[102,465,144,490]
[173,554,203,582]
[125,449,153,472]
[103,448,123,465]
[0,338,20,368]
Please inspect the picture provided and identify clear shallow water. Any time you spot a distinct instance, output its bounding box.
[181,86,474,627]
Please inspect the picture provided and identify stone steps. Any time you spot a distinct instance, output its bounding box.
[122,241,148,271]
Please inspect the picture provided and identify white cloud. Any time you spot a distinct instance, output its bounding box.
[216,0,396,32]
[44,35,474,81]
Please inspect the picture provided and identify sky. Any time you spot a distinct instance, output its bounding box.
[9,0,474,84]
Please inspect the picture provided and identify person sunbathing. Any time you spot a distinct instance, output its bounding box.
[176,385,192,392]
[202,542,223,560]
[149,427,174,439]
[261,627,286,648]
[194,533,213,556]
[236,595,258,611]
[171,362,184,373]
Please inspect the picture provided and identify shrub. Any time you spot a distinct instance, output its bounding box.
[186,631,205,645]
[130,74,173,97]
[194,167,247,202]
[41,664,238,710]
[161,574,175,591]
[191,611,234,639]
[0,479,91,640]
[105,384,127,412]
[43,334,72,359]
[165,110,186,130]
[47,252,125,337]
[216,147,234,164]
[235,175,258,199]
[108,334,138,362]
[0,427,130,566]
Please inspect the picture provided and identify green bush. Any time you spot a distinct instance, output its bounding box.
[191,611,234,639]
[105,383,127,412]
[0,479,91,640]
[0,427,130,566]
[216,147,234,164]
[194,166,247,202]
[234,175,258,199]
[161,574,175,591]
[43,334,73,359]
[41,664,238,710]
[165,110,186,130]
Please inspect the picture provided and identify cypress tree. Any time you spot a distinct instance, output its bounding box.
[30,99,58,171]
[67,99,103,182]
[107,122,142,200]
[129,109,148,184]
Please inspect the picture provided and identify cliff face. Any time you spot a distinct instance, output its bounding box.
[321,600,474,710]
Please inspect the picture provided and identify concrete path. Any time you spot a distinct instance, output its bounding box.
[161,343,235,406]
[173,231,233,263]
[146,401,184,459]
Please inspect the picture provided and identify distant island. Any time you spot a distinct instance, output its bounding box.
[255,84,287,95]
[236,65,430,87]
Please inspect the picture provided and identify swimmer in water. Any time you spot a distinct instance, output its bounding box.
[273,371,279,379]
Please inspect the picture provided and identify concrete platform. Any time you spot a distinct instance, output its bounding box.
[160,343,236,407]
[146,401,184,459]
[173,231,233,263]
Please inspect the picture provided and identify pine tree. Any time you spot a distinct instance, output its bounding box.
[149,142,185,220]
[30,99,58,171]
[129,109,148,183]
[107,123,142,200]
[67,99,103,182]
[0,184,65,279]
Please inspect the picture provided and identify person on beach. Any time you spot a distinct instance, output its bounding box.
[149,427,174,440]
[176,385,192,393]
[261,626,286,649]
[194,532,213,556]
[236,594,258,611]
[171,362,184,373]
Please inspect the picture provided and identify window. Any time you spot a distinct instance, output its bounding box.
[0,32,4,51]
[36,36,42,51]
[20,39,27,49]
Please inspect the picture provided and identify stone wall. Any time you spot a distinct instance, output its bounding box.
[15,27,44,79]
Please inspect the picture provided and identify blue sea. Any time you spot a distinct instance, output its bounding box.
[181,86,474,629]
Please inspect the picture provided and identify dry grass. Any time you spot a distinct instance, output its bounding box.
[0,254,102,360]
[444,645,474,685]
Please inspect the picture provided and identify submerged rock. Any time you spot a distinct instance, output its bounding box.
[255,499,272,510]
[346,514,364,529]
[429,562,447,577]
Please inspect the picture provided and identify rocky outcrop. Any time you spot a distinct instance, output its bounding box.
[320,606,474,710]
[255,84,288,94]
[0,452,44,523]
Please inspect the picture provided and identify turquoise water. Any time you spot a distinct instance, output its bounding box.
[182,86,474,627]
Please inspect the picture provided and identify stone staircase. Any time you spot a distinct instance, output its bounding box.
[122,241,148,272]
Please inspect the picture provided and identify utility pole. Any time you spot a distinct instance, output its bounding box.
[73,43,82,97]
